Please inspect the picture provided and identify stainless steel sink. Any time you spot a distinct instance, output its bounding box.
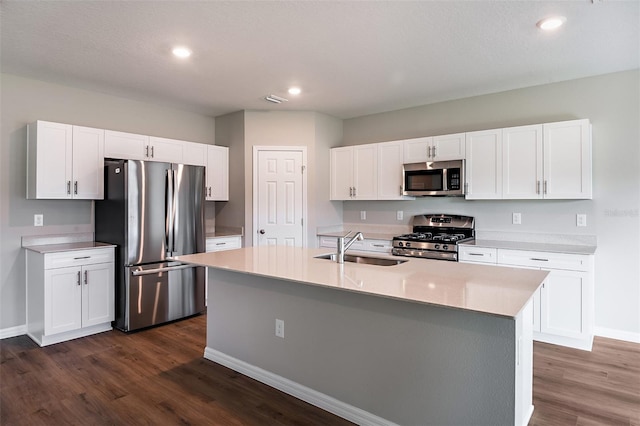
[315,253,408,266]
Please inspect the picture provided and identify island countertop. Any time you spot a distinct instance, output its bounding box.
[172,246,548,319]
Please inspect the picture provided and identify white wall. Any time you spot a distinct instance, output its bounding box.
[0,73,216,331]
[342,70,640,340]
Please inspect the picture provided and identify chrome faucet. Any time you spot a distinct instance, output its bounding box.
[336,231,364,264]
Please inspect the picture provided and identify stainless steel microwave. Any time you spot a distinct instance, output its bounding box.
[402,160,465,196]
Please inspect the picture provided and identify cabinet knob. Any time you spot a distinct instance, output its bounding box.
[259,229,266,235]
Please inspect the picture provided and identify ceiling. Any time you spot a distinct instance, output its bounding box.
[1,1,638,119]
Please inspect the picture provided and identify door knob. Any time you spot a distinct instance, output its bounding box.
[259,229,265,234]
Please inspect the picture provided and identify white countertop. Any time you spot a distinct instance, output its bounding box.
[173,246,547,319]
[23,241,116,254]
[462,239,597,255]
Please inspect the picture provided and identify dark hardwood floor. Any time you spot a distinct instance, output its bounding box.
[1,314,638,425]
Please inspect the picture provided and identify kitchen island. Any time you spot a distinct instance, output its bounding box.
[173,246,548,426]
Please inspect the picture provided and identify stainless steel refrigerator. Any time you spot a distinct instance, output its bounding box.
[95,159,206,331]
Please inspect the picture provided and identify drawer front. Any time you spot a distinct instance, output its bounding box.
[318,236,338,248]
[458,246,497,264]
[44,248,114,269]
[497,249,590,271]
[206,236,241,252]
[365,239,392,253]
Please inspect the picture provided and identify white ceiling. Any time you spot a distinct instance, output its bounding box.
[1,1,638,119]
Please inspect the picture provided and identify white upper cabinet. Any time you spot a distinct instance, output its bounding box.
[543,119,592,199]
[147,136,185,163]
[330,146,355,200]
[403,137,432,163]
[104,131,185,163]
[330,144,378,200]
[104,130,148,160]
[465,129,503,199]
[27,121,104,200]
[378,141,411,200]
[403,134,465,163]
[353,144,378,200]
[502,124,543,199]
[500,120,592,200]
[206,145,229,201]
[432,133,466,161]
[183,141,207,166]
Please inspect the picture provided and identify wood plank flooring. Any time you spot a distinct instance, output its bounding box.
[2,314,639,425]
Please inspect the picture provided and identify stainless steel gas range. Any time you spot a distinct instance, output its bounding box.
[392,214,475,261]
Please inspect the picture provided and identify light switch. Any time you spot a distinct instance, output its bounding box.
[34,214,43,227]
[360,211,366,220]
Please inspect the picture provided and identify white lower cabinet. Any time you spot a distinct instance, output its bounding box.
[459,245,594,350]
[206,236,242,252]
[26,247,115,347]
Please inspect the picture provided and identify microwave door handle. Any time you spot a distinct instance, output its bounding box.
[442,168,448,191]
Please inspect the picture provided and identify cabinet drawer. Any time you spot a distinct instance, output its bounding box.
[497,249,590,271]
[318,236,338,248]
[206,236,241,252]
[44,248,114,269]
[365,239,392,253]
[458,246,497,264]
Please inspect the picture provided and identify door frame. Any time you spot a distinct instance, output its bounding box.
[252,146,308,247]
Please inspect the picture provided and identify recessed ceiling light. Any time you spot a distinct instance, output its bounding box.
[288,87,301,95]
[172,46,192,58]
[536,16,567,31]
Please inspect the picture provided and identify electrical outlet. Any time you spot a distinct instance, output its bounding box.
[360,211,366,221]
[275,319,284,338]
[34,214,43,227]
[512,213,522,225]
[577,214,587,227]
[396,210,403,221]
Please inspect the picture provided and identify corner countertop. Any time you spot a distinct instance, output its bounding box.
[172,246,548,319]
[23,241,116,254]
[461,239,597,255]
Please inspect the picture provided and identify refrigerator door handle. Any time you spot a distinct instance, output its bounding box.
[166,169,174,254]
[131,264,196,276]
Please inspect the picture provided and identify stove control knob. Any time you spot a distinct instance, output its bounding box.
[406,242,411,247]
[398,242,404,247]
[434,244,440,250]
[443,245,449,250]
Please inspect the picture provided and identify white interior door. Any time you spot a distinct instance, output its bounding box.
[255,148,306,247]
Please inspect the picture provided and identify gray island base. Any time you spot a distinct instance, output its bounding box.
[173,246,546,426]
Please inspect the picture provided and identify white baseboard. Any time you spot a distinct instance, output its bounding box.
[595,327,640,344]
[0,324,27,340]
[204,347,397,426]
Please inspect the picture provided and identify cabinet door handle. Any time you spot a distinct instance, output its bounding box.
[145,145,149,158]
[399,185,403,196]
[216,242,226,246]
[464,182,469,195]
[67,181,71,195]
[468,253,484,256]
[432,146,436,158]
[353,187,357,197]
[372,244,384,248]
[77,271,81,286]
[84,270,88,285]
[73,256,90,260]
[427,146,432,158]
[209,187,212,197]
[536,180,540,194]
[543,180,548,194]
[74,181,78,195]
[530,257,549,262]
[349,187,353,197]
[151,146,154,158]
